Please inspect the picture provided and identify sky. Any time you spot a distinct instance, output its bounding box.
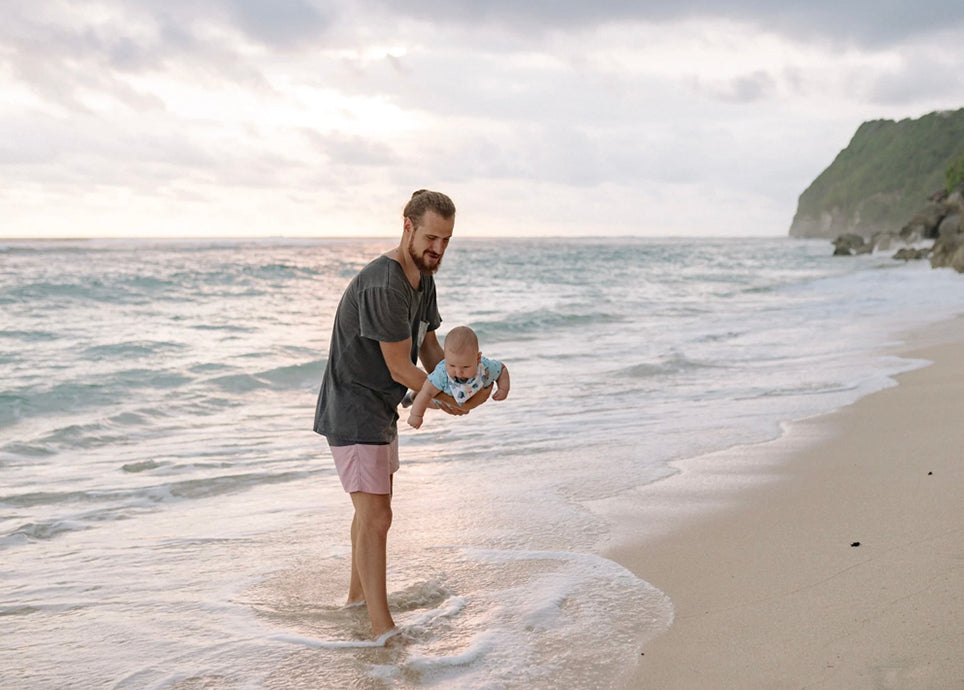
[2,1,963,239]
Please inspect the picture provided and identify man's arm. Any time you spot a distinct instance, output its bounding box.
[418,330,445,373]
[380,338,426,392]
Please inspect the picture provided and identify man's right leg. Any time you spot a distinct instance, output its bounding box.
[349,490,395,637]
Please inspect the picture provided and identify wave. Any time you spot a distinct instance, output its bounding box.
[81,341,186,360]
[0,329,59,341]
[0,605,40,617]
[0,441,56,458]
[2,279,165,306]
[1,372,192,429]
[2,409,161,455]
[470,309,625,340]
[0,468,312,511]
[36,423,132,451]
[244,262,328,280]
[1,520,88,547]
[128,469,317,509]
[0,392,30,429]
[257,361,324,390]
[749,380,861,399]
[208,373,270,393]
[619,351,724,379]
[0,467,319,551]
[170,261,328,290]
[189,323,257,333]
[0,489,102,509]
[209,360,323,393]
[121,459,163,473]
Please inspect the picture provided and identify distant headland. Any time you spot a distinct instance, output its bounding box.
[789,108,964,271]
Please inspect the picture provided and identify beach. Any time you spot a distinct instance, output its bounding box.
[6,238,964,688]
[609,317,964,689]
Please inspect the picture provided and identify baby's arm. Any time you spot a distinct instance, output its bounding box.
[492,363,510,400]
[407,378,441,428]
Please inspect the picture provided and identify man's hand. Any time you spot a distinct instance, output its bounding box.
[437,384,492,415]
[433,395,469,416]
[464,383,492,409]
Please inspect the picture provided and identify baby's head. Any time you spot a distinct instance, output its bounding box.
[443,326,481,381]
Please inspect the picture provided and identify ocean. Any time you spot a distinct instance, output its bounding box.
[3,236,964,689]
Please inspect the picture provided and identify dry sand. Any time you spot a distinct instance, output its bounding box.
[606,318,964,689]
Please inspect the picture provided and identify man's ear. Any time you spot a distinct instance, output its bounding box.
[403,216,414,234]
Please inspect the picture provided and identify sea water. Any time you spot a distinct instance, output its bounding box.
[3,237,964,689]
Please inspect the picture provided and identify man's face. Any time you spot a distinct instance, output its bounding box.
[406,210,454,274]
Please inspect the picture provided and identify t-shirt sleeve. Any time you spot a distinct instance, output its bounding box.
[358,287,411,342]
[481,356,502,386]
[424,279,442,332]
[427,360,450,392]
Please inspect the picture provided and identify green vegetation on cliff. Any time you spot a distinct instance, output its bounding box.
[790,109,964,238]
[947,151,964,190]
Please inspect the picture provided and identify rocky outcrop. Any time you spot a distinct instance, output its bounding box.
[832,234,870,256]
[829,184,964,272]
[930,188,964,271]
[899,201,947,243]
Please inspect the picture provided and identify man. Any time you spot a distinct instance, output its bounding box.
[313,189,490,640]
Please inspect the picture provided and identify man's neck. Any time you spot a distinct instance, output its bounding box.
[387,246,421,289]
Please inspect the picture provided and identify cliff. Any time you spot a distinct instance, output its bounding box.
[789,109,964,239]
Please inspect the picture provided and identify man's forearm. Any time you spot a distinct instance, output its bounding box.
[392,362,429,393]
[380,339,429,392]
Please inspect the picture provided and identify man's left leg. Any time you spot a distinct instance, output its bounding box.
[349,488,395,636]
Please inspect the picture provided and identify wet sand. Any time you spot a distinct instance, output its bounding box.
[607,317,964,689]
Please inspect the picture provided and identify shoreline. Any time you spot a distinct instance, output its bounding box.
[607,316,964,689]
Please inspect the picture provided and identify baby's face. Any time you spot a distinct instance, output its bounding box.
[445,347,481,381]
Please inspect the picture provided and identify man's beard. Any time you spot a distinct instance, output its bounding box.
[408,237,443,274]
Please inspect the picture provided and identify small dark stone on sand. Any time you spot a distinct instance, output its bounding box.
[851,542,861,547]
[928,471,933,475]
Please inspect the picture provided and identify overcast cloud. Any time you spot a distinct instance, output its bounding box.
[2,0,962,238]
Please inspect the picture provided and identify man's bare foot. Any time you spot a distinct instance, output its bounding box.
[345,599,366,608]
[372,626,404,646]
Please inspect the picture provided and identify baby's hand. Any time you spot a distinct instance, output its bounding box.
[492,386,508,401]
[407,414,423,429]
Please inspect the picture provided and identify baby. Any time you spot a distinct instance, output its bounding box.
[407,325,509,429]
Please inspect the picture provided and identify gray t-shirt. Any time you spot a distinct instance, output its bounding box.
[314,254,441,445]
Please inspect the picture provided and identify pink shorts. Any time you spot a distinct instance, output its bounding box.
[329,439,399,495]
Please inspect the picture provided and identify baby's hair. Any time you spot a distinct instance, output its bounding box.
[403,190,456,226]
[443,326,479,355]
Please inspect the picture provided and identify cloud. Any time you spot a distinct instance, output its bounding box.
[122,0,338,50]
[221,0,334,47]
[690,71,777,103]
[365,0,964,48]
[299,130,400,168]
[865,35,964,106]
[1,1,963,238]
[0,2,279,116]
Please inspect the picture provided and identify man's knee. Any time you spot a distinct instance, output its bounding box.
[353,496,393,535]
[365,506,392,535]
